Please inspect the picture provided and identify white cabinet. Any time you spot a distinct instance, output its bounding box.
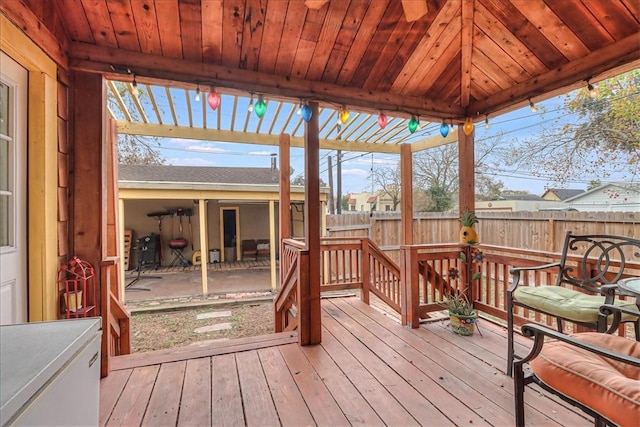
[0,318,101,426]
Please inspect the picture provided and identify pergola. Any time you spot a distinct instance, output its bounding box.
[1,0,638,351]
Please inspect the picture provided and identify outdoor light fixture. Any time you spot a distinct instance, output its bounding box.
[339,106,350,124]
[463,117,474,136]
[408,115,419,133]
[131,74,139,97]
[301,103,313,122]
[296,102,302,115]
[254,94,267,118]
[194,86,201,102]
[529,98,538,113]
[377,112,388,129]
[247,93,254,112]
[439,120,449,137]
[484,115,490,129]
[587,80,600,98]
[207,89,220,111]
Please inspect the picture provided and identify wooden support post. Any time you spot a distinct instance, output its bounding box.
[297,251,311,345]
[362,238,370,304]
[458,126,475,302]
[118,198,126,299]
[269,200,276,290]
[279,133,291,287]
[304,101,321,345]
[400,245,419,328]
[199,199,208,296]
[400,144,413,245]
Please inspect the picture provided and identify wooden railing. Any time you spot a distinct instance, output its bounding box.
[100,257,130,377]
[401,243,639,331]
[319,237,402,313]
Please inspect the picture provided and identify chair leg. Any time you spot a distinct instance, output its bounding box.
[507,295,515,377]
[556,317,564,334]
[513,361,526,427]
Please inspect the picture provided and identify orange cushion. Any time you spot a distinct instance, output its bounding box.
[530,332,640,426]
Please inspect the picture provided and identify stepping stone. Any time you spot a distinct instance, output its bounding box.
[197,310,232,320]
[194,323,232,333]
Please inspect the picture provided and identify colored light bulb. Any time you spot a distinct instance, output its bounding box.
[439,120,449,137]
[377,113,388,129]
[463,117,474,136]
[254,95,267,118]
[207,91,220,110]
[301,104,312,122]
[339,107,350,124]
[408,115,419,133]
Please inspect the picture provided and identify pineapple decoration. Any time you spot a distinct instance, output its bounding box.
[459,209,479,244]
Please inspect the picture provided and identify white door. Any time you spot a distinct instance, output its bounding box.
[0,52,28,324]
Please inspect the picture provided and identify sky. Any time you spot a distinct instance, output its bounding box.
[123,84,631,197]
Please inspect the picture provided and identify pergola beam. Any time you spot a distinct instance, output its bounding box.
[116,121,453,154]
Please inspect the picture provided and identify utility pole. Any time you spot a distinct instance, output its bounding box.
[327,155,335,214]
[336,150,342,214]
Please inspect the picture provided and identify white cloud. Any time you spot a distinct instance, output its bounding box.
[186,145,228,153]
[341,168,370,178]
[346,156,398,166]
[248,150,277,156]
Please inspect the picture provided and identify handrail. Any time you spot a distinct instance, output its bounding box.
[367,239,402,313]
[100,256,130,377]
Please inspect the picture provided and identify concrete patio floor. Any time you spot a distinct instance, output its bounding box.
[123,260,276,305]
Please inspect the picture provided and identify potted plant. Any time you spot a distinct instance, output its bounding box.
[444,291,477,336]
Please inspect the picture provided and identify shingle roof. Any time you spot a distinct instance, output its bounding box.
[542,188,585,201]
[119,164,279,185]
[498,194,544,201]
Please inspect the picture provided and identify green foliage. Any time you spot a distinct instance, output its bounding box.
[444,292,476,316]
[426,184,453,212]
[460,208,478,227]
[291,175,327,187]
[505,71,639,185]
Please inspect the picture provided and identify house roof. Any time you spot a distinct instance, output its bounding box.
[541,188,585,201]
[563,182,640,202]
[367,196,377,203]
[119,164,279,185]
[498,194,544,201]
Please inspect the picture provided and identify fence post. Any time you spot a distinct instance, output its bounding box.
[362,238,370,304]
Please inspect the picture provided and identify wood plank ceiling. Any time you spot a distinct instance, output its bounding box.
[12,0,640,148]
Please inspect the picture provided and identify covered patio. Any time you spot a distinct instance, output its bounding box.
[1,0,639,425]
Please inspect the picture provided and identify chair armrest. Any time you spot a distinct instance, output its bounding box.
[508,262,561,292]
[517,323,640,367]
[600,303,640,333]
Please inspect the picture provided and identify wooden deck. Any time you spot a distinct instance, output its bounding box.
[100,297,590,426]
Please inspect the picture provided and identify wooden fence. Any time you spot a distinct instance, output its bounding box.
[327,212,640,264]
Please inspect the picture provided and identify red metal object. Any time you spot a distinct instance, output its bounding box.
[57,256,96,319]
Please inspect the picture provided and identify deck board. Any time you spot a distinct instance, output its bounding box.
[101,296,592,426]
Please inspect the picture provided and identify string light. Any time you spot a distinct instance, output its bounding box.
[339,106,350,124]
[587,80,600,98]
[529,98,538,113]
[377,112,388,129]
[194,85,201,102]
[207,89,220,110]
[463,117,474,136]
[296,101,302,115]
[439,120,449,137]
[408,115,419,133]
[301,103,312,122]
[254,94,267,118]
[131,74,139,97]
[247,93,254,112]
[484,115,490,129]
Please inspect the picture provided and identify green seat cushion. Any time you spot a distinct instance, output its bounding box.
[514,286,638,323]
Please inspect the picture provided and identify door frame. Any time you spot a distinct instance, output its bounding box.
[1,15,58,321]
[219,207,240,262]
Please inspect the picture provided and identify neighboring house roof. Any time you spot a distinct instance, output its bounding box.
[367,196,377,203]
[498,194,544,201]
[349,198,356,204]
[119,164,279,185]
[541,188,585,201]
[563,183,640,203]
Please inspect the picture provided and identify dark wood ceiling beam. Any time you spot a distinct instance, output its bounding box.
[468,33,640,116]
[68,41,464,120]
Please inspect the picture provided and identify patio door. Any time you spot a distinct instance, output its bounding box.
[0,52,28,325]
[219,207,240,262]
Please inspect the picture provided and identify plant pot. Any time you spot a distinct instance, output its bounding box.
[449,311,477,336]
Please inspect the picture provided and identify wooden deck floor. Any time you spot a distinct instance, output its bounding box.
[100,297,590,426]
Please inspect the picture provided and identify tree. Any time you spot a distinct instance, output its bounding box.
[341,195,350,211]
[291,174,327,187]
[370,165,401,210]
[108,82,165,165]
[505,71,639,185]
